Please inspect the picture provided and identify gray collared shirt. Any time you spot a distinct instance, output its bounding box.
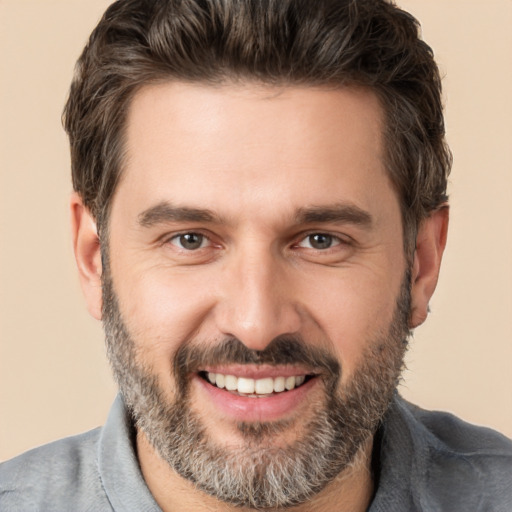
[1,394,511,511]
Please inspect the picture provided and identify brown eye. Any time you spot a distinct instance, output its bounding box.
[171,233,207,250]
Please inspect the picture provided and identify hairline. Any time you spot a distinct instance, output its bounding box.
[94,76,417,258]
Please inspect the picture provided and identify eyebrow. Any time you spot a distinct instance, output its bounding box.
[295,204,373,227]
[138,201,222,227]
[138,201,373,229]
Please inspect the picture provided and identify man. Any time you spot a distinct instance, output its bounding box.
[1,0,511,510]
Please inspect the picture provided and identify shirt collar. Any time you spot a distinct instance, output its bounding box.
[369,395,430,511]
[98,394,161,511]
[98,393,426,511]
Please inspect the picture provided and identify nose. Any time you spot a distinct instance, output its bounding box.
[214,248,302,351]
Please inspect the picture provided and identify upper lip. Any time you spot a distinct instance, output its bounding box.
[200,364,317,379]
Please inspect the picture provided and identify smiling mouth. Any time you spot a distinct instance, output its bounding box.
[199,371,314,397]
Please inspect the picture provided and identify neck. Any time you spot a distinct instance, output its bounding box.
[136,431,375,512]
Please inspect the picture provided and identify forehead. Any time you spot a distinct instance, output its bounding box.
[114,81,397,226]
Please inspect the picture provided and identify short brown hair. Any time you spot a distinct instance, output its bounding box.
[63,0,451,250]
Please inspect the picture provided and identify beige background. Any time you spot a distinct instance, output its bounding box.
[1,0,511,462]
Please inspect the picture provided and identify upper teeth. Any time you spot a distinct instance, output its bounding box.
[206,372,306,395]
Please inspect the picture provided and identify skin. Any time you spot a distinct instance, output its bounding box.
[71,82,448,511]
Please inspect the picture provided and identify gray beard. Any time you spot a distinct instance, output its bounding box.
[102,262,411,509]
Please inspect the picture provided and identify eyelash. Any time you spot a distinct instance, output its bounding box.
[167,232,212,251]
[165,231,351,253]
[295,232,347,251]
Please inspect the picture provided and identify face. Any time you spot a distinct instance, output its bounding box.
[101,83,411,508]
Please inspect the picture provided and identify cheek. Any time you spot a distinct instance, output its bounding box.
[300,270,401,380]
[113,268,217,369]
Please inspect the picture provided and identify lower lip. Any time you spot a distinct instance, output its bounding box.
[194,375,319,423]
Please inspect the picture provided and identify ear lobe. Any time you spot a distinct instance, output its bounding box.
[409,205,449,328]
[70,192,103,320]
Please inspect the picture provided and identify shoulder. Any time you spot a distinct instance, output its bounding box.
[403,399,512,456]
[396,397,512,510]
[0,427,113,512]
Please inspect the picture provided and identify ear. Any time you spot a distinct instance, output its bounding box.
[70,192,103,320]
[409,205,449,328]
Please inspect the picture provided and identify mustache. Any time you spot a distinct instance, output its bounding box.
[173,335,341,392]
